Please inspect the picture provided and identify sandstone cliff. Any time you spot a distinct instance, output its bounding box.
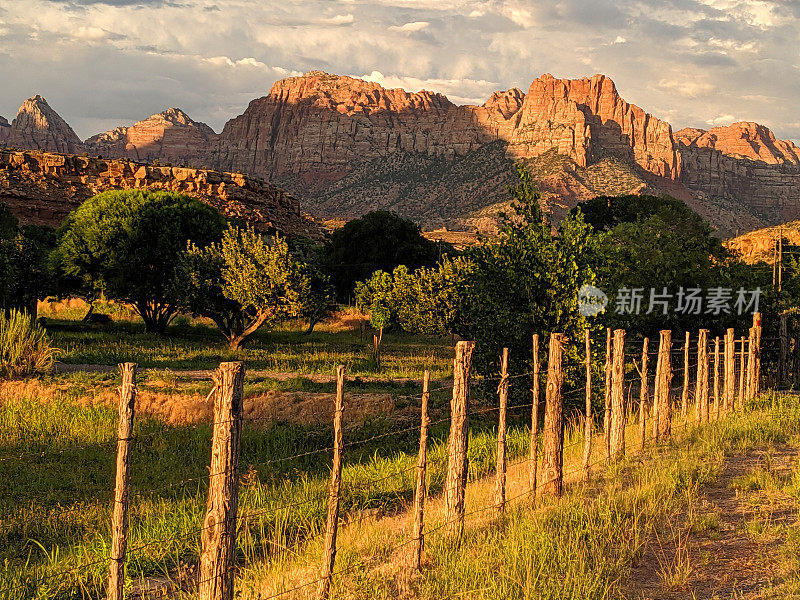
[86,107,218,165]
[0,149,316,238]
[0,116,8,145]
[3,96,84,154]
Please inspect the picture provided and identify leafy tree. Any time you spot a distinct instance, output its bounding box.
[54,190,226,332]
[322,210,444,299]
[174,226,311,349]
[573,194,707,234]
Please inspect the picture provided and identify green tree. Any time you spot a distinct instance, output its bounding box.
[174,226,311,349]
[54,190,226,332]
[323,210,444,299]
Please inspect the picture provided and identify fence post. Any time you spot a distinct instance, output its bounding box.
[696,330,709,424]
[317,365,346,600]
[780,313,789,386]
[603,328,612,458]
[199,362,245,600]
[681,332,690,422]
[724,329,735,413]
[610,329,626,460]
[582,330,592,480]
[753,313,762,395]
[639,337,649,450]
[496,348,509,514]
[746,327,756,402]
[655,330,673,439]
[108,362,137,600]
[529,334,540,495]
[411,370,430,571]
[446,341,475,538]
[713,337,720,421]
[542,333,567,496]
[738,336,746,410]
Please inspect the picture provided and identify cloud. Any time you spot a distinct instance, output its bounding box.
[389,21,430,33]
[610,36,626,44]
[707,113,738,126]
[657,78,716,98]
[325,14,354,25]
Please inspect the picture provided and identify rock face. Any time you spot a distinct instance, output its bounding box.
[3,96,84,154]
[0,116,9,145]
[86,107,218,164]
[0,149,314,237]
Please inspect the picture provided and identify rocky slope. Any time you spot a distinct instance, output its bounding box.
[86,107,217,165]
[0,149,315,237]
[3,73,800,236]
[725,220,800,264]
[0,116,9,145]
[4,96,84,154]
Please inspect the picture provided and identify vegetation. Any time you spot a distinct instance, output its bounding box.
[0,309,58,376]
[53,190,226,333]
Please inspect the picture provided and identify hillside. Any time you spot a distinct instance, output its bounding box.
[3,73,800,236]
[726,220,800,264]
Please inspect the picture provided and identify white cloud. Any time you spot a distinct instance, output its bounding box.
[389,21,430,33]
[325,14,354,25]
[707,114,738,127]
[657,78,716,98]
[611,35,626,44]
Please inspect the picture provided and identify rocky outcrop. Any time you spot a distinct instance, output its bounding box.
[86,107,218,165]
[0,116,9,145]
[0,149,316,237]
[3,96,84,154]
[726,220,800,264]
[677,123,800,222]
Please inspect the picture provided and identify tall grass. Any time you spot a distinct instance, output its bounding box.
[0,310,58,377]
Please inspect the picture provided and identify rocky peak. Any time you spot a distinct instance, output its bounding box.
[677,122,800,165]
[483,88,525,119]
[0,115,8,145]
[6,95,83,154]
[267,71,455,115]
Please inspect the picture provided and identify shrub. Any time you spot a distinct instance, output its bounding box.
[0,310,59,377]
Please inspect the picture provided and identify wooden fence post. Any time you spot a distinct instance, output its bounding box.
[603,328,612,458]
[738,336,746,410]
[713,337,720,421]
[639,337,649,450]
[529,334,540,495]
[411,370,430,571]
[108,363,137,600]
[696,330,709,424]
[753,313,762,395]
[780,313,789,386]
[445,341,475,538]
[199,362,245,600]
[496,348,509,514]
[317,365,346,600]
[655,330,673,439]
[610,329,626,459]
[746,327,756,402]
[542,333,567,496]
[724,329,735,413]
[582,330,592,480]
[681,332,690,422]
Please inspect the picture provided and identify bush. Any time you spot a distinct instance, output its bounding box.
[0,310,59,377]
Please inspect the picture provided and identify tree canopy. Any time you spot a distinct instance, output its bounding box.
[54,190,226,332]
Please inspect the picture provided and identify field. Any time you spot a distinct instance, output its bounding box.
[1,303,799,599]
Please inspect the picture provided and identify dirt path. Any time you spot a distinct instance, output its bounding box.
[626,445,799,600]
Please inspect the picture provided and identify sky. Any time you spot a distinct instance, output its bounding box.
[0,0,799,143]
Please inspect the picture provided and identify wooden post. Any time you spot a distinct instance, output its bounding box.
[411,370,430,571]
[199,362,245,600]
[724,329,735,413]
[738,336,746,410]
[529,334,540,494]
[746,327,756,402]
[445,341,475,538]
[655,331,673,439]
[681,332,690,421]
[108,363,137,600]
[495,348,509,514]
[542,333,567,496]
[639,337,649,450]
[317,365,346,600]
[753,313,762,395]
[713,337,720,421]
[582,330,592,480]
[609,329,626,460]
[780,313,789,386]
[696,330,709,424]
[603,328,612,458]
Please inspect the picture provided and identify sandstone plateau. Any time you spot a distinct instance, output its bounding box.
[3,73,800,236]
[0,149,315,238]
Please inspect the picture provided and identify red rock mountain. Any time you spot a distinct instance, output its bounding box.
[0,116,9,145]
[3,73,800,236]
[5,96,84,154]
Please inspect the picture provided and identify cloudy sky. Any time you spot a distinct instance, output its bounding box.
[1,0,798,142]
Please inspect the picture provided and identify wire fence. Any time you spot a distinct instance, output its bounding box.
[0,321,775,599]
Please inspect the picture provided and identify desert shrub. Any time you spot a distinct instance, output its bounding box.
[0,309,59,377]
